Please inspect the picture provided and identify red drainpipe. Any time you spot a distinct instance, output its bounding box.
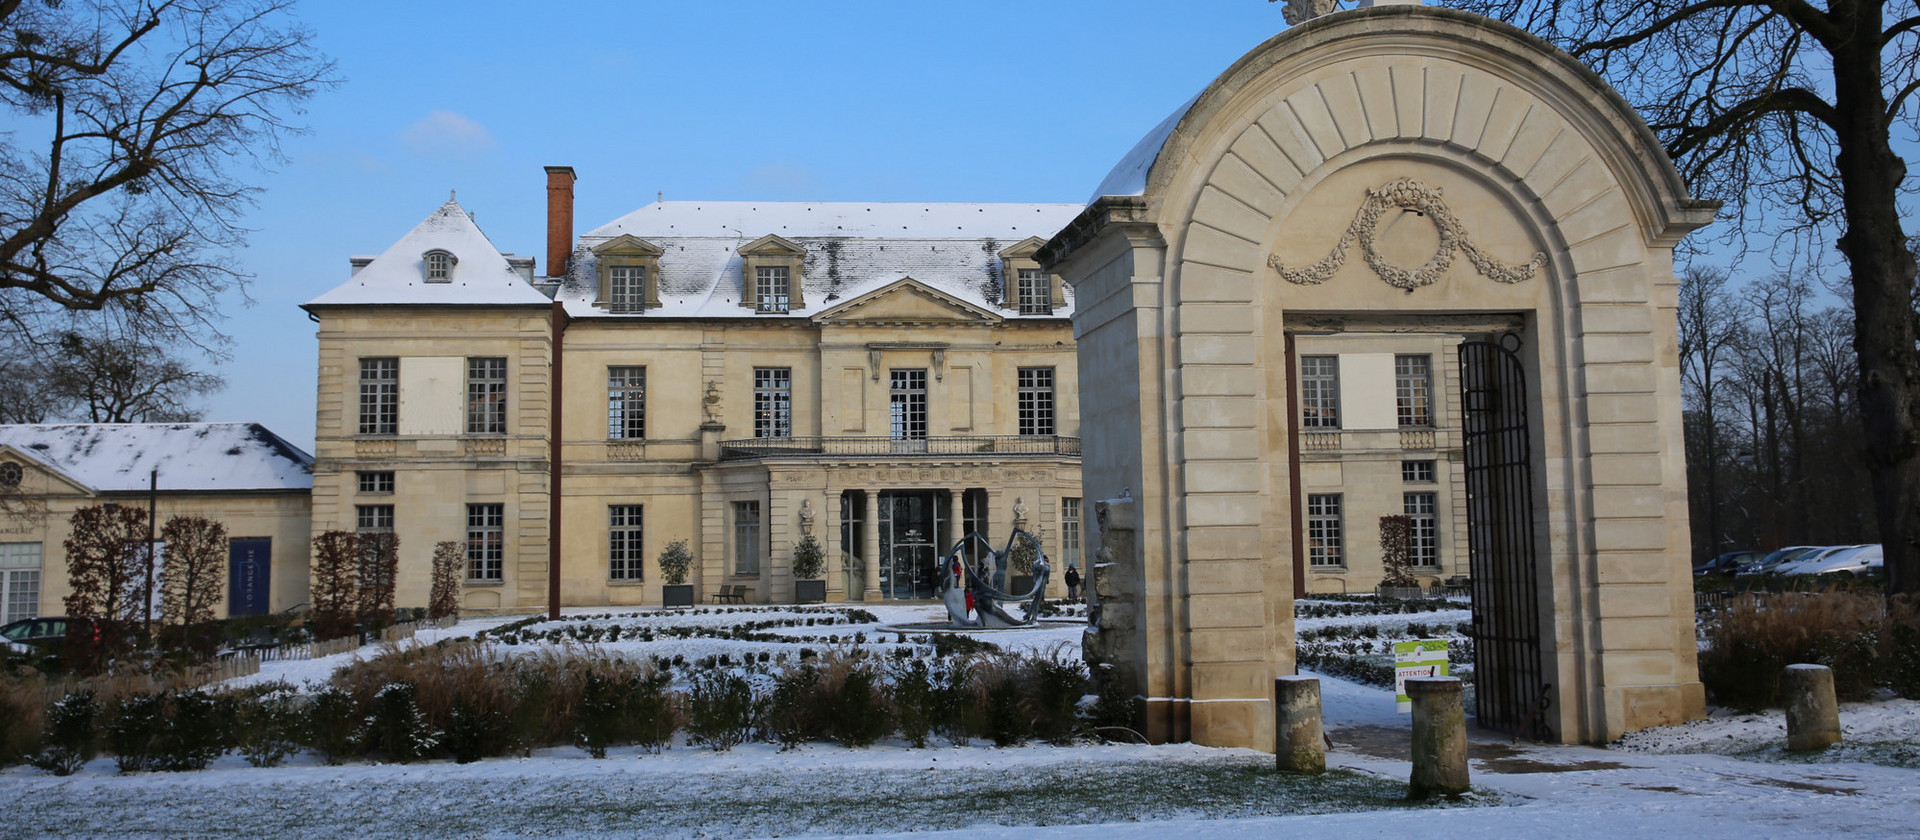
[548,300,569,620]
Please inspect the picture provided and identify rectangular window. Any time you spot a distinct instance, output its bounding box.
[1017,268,1051,315]
[1405,492,1438,567]
[1402,460,1435,483]
[755,265,790,313]
[355,504,394,533]
[732,501,761,576]
[466,504,504,582]
[1300,356,1340,429]
[467,357,507,435]
[607,366,646,440]
[1396,354,1433,428]
[357,471,395,494]
[1017,367,1056,436]
[889,369,928,441]
[609,265,646,312]
[1060,497,1083,568]
[358,358,398,435]
[609,505,643,581]
[1307,494,1344,568]
[753,367,792,439]
[1,543,41,625]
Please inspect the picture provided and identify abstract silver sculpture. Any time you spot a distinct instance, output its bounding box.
[939,528,1051,628]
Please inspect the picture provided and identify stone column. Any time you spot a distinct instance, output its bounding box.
[862,492,882,601]
[823,489,844,602]
[1407,677,1469,799]
[948,488,967,549]
[1783,664,1842,751]
[1274,676,1325,774]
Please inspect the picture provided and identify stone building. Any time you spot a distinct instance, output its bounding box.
[303,173,1088,611]
[0,423,315,623]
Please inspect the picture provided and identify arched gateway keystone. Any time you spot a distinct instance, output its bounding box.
[1040,5,1717,748]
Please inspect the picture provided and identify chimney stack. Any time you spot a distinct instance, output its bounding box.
[545,166,576,278]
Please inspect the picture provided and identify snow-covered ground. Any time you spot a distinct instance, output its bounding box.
[7,602,1918,839]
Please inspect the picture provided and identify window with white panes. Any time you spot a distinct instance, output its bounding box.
[357,471,394,494]
[1,543,41,624]
[1017,367,1055,436]
[1396,354,1433,428]
[355,505,394,533]
[359,358,398,435]
[424,250,455,282]
[733,501,761,576]
[755,265,791,313]
[1016,268,1051,315]
[467,357,507,434]
[1402,460,1436,483]
[1060,497,1083,568]
[889,369,927,441]
[609,266,646,312]
[609,505,643,581]
[754,368,792,439]
[1300,356,1339,428]
[1405,492,1438,567]
[607,367,646,439]
[1307,494,1344,567]
[467,504,504,582]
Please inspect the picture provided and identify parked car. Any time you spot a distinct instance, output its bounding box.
[0,616,125,662]
[1694,550,1764,577]
[1735,545,1822,576]
[1783,544,1883,576]
[1773,545,1862,576]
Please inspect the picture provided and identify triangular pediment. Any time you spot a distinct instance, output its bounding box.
[997,236,1047,259]
[740,233,806,257]
[812,278,1004,325]
[591,234,663,257]
[0,444,96,497]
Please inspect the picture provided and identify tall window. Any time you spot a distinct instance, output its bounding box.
[355,504,394,533]
[1,542,41,624]
[466,504,504,582]
[607,366,646,439]
[1396,354,1433,428]
[467,357,507,434]
[1017,367,1056,436]
[359,358,398,435]
[755,265,790,313]
[754,367,792,439]
[1016,268,1050,315]
[609,266,646,312]
[889,369,928,441]
[609,505,643,581]
[1060,497,1083,568]
[732,501,761,576]
[1306,494,1343,568]
[357,471,395,494]
[1405,492,1438,567]
[1300,356,1339,428]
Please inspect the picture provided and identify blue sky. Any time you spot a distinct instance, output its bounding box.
[216,1,1288,451]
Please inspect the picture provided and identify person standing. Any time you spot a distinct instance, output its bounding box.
[1064,564,1081,600]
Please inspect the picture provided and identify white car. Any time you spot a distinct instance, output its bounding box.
[1783,544,1883,576]
[1772,545,1857,575]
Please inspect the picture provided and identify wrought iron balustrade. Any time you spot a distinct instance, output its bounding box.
[718,435,1081,461]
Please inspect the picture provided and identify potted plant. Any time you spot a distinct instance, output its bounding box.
[658,540,695,608]
[1008,529,1040,595]
[791,534,826,604]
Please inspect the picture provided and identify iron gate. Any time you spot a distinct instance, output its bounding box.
[1458,335,1550,739]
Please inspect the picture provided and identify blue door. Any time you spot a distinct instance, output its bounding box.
[228,538,272,617]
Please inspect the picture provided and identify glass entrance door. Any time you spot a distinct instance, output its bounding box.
[878,491,940,599]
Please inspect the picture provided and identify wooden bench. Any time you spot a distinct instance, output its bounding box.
[711,584,748,604]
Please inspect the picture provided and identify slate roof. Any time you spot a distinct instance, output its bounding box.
[1090,92,1201,202]
[557,201,1085,320]
[306,197,549,307]
[0,423,314,493]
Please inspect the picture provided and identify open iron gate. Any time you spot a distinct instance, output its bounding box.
[1458,335,1551,740]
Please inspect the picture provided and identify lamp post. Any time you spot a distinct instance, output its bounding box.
[145,468,157,636]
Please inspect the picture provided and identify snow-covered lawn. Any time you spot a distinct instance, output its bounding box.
[6,602,1917,839]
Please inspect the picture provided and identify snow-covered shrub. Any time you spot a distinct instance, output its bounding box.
[573,665,673,758]
[824,659,890,748]
[303,685,361,764]
[1026,648,1087,745]
[686,671,758,751]
[366,682,438,763]
[762,664,824,750]
[887,659,938,748]
[31,690,99,776]
[106,691,167,772]
[154,690,229,771]
[235,684,305,768]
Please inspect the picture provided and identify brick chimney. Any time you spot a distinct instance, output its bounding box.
[544,166,576,278]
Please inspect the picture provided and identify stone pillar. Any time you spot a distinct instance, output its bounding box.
[948,487,967,546]
[1407,677,1468,799]
[862,492,882,601]
[1086,498,1143,734]
[1274,676,1325,773]
[1783,664,1842,751]
[823,490,844,601]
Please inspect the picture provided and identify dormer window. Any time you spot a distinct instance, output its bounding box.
[739,234,806,314]
[424,249,456,282]
[997,237,1061,315]
[1016,269,1050,315]
[591,235,663,313]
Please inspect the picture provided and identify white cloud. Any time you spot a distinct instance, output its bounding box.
[401,110,497,159]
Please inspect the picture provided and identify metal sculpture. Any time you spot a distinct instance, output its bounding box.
[939,528,1051,628]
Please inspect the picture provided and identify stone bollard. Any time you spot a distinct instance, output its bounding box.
[1783,664,1842,751]
[1406,677,1469,799]
[1274,675,1325,774]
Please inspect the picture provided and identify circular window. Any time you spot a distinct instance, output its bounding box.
[0,462,20,489]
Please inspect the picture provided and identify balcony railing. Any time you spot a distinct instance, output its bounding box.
[719,435,1080,461]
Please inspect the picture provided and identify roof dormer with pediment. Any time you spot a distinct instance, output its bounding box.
[591,234,665,312]
[739,234,807,313]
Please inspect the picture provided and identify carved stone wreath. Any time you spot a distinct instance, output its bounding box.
[1266,178,1547,292]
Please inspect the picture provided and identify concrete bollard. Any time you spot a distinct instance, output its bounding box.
[1406,677,1469,799]
[1783,664,1842,751]
[1274,675,1325,774]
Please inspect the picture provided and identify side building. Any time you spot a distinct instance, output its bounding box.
[304,170,1089,611]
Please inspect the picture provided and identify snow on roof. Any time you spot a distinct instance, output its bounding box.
[0,423,313,493]
[560,201,1085,320]
[1088,92,1202,203]
[307,197,552,307]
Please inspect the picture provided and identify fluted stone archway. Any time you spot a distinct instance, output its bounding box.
[1043,5,1714,748]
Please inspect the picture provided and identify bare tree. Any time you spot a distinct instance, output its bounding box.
[1451,0,1920,595]
[0,0,335,345]
[355,530,398,626]
[1678,266,1746,555]
[308,530,357,641]
[62,503,148,622]
[158,514,225,630]
[428,540,460,622]
[40,331,223,421]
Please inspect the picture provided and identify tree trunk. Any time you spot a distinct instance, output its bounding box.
[1832,6,1920,596]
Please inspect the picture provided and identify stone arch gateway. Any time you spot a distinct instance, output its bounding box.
[1041,6,1716,748]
